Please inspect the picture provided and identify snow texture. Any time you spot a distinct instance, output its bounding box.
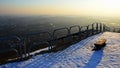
[0,32,120,68]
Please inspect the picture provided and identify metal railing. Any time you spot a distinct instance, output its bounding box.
[0,23,119,63]
[23,32,52,58]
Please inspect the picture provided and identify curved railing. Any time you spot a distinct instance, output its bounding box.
[24,32,52,58]
[0,23,119,64]
[52,27,70,51]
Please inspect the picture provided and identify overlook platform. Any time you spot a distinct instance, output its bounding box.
[0,32,120,68]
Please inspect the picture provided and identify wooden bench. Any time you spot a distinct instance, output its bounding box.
[92,39,107,51]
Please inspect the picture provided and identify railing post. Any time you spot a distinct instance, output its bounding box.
[18,38,26,60]
[86,25,89,37]
[100,23,102,32]
[23,38,27,59]
[96,23,98,33]
[68,28,71,44]
[92,23,94,35]
[79,27,81,40]
[79,27,82,40]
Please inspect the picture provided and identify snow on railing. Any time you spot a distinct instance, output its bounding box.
[0,23,114,64]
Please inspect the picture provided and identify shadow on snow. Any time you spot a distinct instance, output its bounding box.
[84,49,104,68]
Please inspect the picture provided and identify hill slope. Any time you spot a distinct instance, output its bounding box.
[0,32,120,68]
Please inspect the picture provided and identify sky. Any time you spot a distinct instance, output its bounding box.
[0,0,120,16]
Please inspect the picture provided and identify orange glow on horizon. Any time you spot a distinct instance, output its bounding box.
[0,6,88,16]
[1,0,120,17]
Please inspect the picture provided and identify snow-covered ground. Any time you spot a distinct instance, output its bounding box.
[0,32,120,68]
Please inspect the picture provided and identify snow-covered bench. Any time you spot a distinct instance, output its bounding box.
[92,39,107,50]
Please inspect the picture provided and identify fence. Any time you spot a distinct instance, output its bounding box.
[0,23,118,64]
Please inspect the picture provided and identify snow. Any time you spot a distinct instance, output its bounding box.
[0,32,120,68]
